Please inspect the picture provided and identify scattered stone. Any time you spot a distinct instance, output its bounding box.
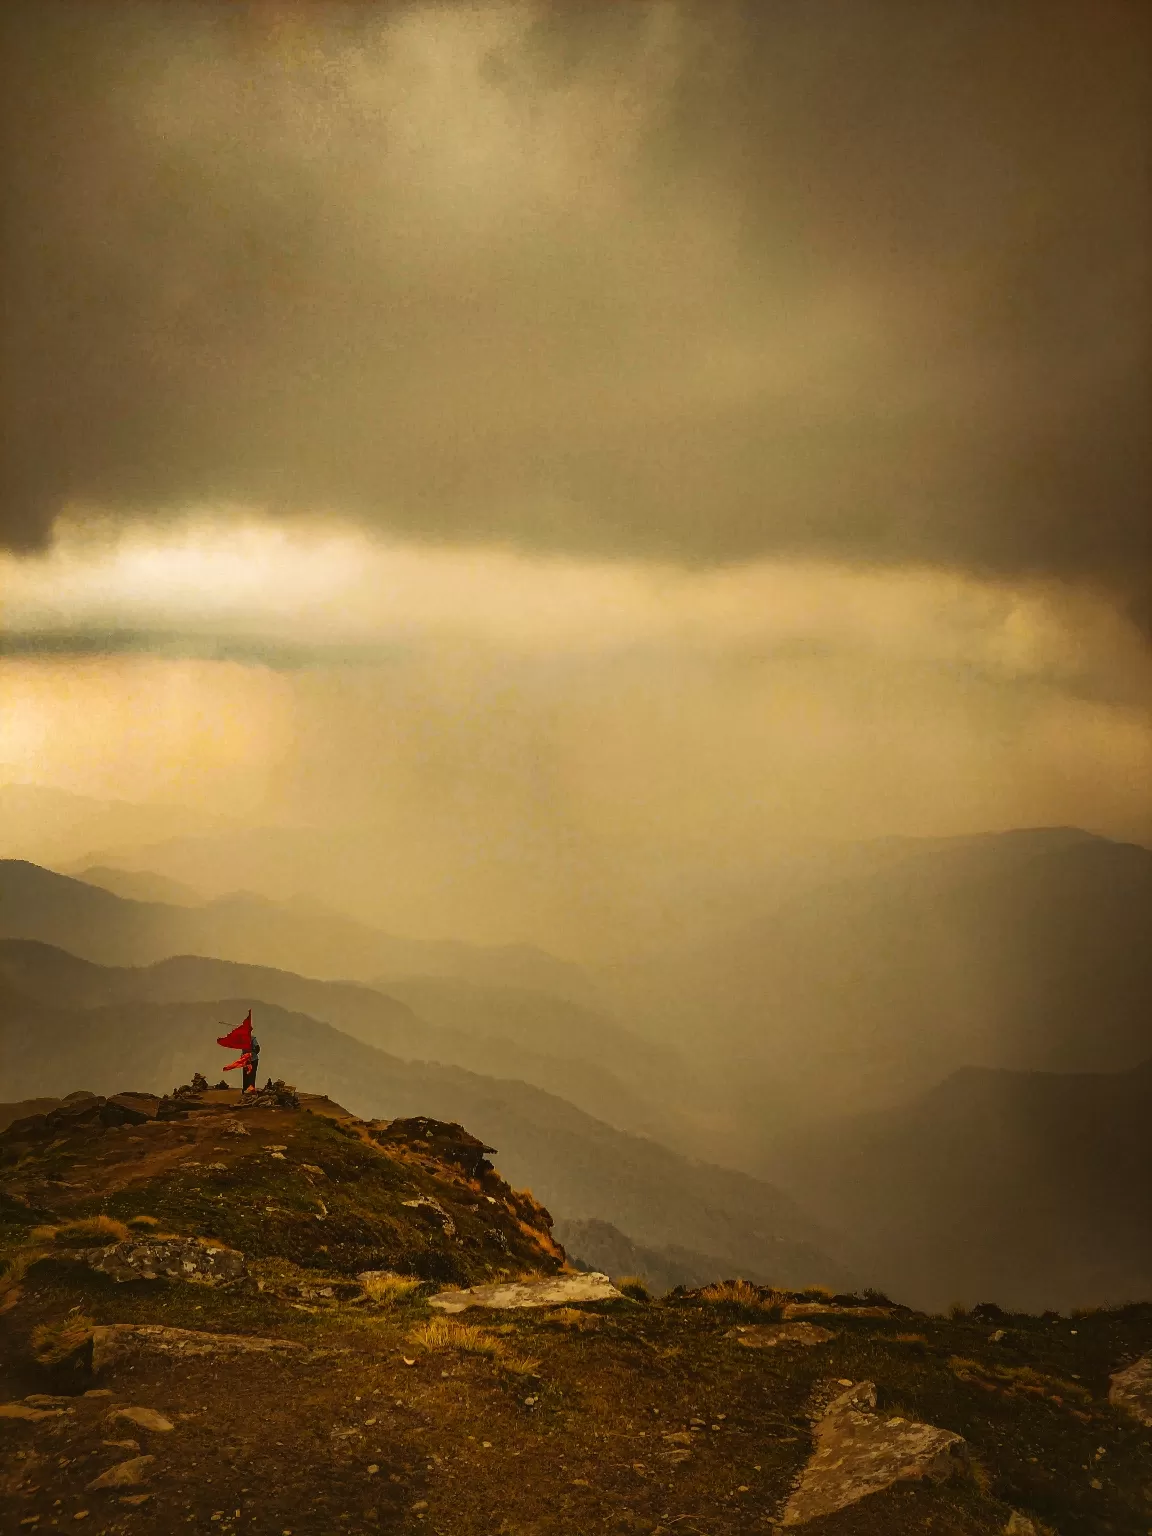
[112,1408,174,1434]
[77,1236,246,1287]
[119,1494,151,1506]
[219,1119,250,1137]
[83,1391,114,1399]
[781,1381,969,1527]
[103,1440,141,1452]
[731,1322,836,1349]
[1108,1352,1152,1427]
[430,1272,620,1313]
[86,1455,155,1491]
[23,1395,72,1406]
[92,1323,309,1372]
[0,1404,66,1421]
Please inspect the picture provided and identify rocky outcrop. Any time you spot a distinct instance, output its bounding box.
[429,1272,621,1312]
[1109,1352,1152,1426]
[76,1236,246,1286]
[781,1380,969,1527]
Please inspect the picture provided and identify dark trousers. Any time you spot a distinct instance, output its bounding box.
[242,1059,258,1093]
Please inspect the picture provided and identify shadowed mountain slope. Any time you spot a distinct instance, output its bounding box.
[766,1057,1152,1315]
[606,828,1152,1133]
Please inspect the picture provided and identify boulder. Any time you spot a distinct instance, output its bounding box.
[1108,1352,1152,1427]
[781,1380,969,1527]
[79,1236,245,1286]
[430,1272,621,1313]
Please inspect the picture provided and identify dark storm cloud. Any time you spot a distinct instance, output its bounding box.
[1,1,1149,621]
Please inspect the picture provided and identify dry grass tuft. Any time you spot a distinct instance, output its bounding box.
[411,1318,502,1356]
[360,1271,423,1306]
[0,1246,45,1312]
[409,1317,540,1377]
[31,1312,96,1365]
[126,1214,162,1230]
[700,1280,763,1308]
[616,1275,652,1301]
[37,1216,132,1248]
[542,1307,600,1331]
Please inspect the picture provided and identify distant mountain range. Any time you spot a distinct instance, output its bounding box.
[605,827,1152,1136]
[766,1056,1152,1314]
[0,856,597,1002]
[0,963,849,1291]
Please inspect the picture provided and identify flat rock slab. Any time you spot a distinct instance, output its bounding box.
[782,1302,894,1320]
[111,1407,174,1433]
[429,1272,621,1313]
[1109,1352,1152,1427]
[0,1403,68,1422]
[781,1380,969,1527]
[87,1454,155,1490]
[92,1323,308,1372]
[79,1237,245,1286]
[732,1322,837,1349]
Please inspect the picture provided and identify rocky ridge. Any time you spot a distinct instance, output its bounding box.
[1,1087,1151,1535]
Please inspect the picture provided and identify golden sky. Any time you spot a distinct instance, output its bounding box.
[1,2,1148,954]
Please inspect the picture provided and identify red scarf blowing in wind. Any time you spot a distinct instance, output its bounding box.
[218,1011,261,1091]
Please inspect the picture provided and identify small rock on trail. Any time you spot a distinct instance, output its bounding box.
[781,1380,969,1527]
[0,1402,67,1421]
[86,1455,155,1491]
[111,1407,174,1433]
[429,1272,621,1312]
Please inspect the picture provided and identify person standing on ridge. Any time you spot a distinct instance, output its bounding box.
[217,1010,261,1093]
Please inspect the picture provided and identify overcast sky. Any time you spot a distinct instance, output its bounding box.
[2,1,1149,953]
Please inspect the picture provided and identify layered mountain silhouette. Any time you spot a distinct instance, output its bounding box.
[607,827,1152,1136]
[766,1056,1152,1314]
[0,933,694,1152]
[0,947,849,1291]
[0,856,595,999]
